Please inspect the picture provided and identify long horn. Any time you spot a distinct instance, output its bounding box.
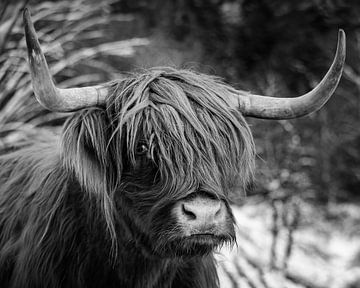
[23,8,108,112]
[233,30,346,119]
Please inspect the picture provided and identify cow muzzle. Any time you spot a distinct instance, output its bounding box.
[173,193,234,239]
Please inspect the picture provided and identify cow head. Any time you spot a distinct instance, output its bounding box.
[23,9,346,258]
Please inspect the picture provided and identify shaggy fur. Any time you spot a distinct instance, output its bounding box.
[0,67,255,288]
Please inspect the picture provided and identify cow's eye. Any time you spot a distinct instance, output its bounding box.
[136,143,148,155]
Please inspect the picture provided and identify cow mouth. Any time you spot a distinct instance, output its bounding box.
[190,233,217,237]
[186,233,228,244]
[185,233,234,247]
[151,232,235,258]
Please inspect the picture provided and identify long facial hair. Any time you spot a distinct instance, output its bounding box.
[61,67,256,258]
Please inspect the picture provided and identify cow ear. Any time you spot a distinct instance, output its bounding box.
[61,109,116,195]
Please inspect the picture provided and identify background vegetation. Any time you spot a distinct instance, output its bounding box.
[1,0,359,287]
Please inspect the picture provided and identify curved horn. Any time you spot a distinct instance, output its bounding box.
[23,8,108,112]
[234,30,346,119]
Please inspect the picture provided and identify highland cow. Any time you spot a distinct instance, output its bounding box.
[0,9,346,288]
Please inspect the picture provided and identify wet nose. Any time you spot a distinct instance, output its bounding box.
[178,195,226,232]
[182,199,221,222]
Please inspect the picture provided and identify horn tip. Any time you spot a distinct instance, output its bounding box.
[23,7,31,23]
[23,7,43,59]
[338,29,346,46]
[338,29,346,42]
[336,29,346,60]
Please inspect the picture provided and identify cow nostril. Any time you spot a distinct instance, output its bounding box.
[182,204,196,220]
[215,201,223,216]
[215,206,221,217]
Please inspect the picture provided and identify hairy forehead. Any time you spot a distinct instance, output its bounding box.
[106,68,247,146]
[103,68,255,191]
[106,68,245,114]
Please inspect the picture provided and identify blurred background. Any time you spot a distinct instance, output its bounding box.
[0,0,359,287]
